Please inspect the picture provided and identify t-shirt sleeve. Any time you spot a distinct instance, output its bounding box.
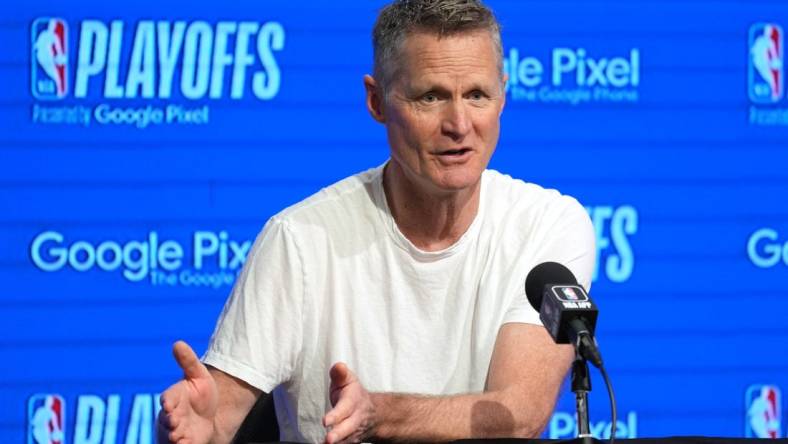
[202,217,304,393]
[502,196,596,324]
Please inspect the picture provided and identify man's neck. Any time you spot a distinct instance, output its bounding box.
[382,162,481,252]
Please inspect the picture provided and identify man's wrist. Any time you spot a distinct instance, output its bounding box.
[368,392,392,440]
[206,421,220,444]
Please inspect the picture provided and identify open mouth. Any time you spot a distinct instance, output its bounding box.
[438,148,472,156]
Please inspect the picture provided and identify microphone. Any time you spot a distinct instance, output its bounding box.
[524,262,603,368]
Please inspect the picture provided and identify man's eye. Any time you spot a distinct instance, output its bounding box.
[421,93,438,103]
[469,91,485,100]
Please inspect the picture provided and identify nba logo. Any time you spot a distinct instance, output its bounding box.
[31,18,68,100]
[27,394,65,444]
[561,287,579,300]
[745,385,782,438]
[748,23,783,104]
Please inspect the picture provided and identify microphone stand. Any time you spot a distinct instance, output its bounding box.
[571,351,593,444]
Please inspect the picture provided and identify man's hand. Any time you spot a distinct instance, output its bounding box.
[157,341,218,444]
[322,362,377,444]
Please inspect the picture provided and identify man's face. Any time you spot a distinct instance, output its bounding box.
[373,30,506,194]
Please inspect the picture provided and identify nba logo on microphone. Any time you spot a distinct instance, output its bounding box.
[748,23,783,104]
[561,287,579,300]
[745,385,782,438]
[27,394,65,444]
[31,18,68,100]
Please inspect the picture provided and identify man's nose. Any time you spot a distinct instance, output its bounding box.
[441,100,471,140]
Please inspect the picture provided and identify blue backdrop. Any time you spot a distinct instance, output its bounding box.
[2,1,788,442]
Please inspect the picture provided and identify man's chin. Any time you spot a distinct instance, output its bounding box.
[430,171,483,194]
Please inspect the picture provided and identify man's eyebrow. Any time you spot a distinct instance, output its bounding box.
[408,79,495,94]
[405,82,451,95]
[465,81,491,91]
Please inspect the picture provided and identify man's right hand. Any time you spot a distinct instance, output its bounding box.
[157,341,218,444]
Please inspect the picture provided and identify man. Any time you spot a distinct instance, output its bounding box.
[158,0,595,442]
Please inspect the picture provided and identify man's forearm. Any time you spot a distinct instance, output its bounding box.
[323,327,573,443]
[370,389,549,442]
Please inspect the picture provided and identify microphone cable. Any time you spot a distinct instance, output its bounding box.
[596,350,617,444]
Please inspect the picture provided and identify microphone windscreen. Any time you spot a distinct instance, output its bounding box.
[524,261,578,311]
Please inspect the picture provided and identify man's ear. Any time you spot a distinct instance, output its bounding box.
[363,75,386,123]
[500,72,508,114]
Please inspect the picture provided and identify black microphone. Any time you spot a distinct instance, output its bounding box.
[525,262,603,368]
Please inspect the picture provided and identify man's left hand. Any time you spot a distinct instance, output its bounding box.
[322,362,378,444]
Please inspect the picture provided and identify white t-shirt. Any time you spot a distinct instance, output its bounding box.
[203,165,595,442]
